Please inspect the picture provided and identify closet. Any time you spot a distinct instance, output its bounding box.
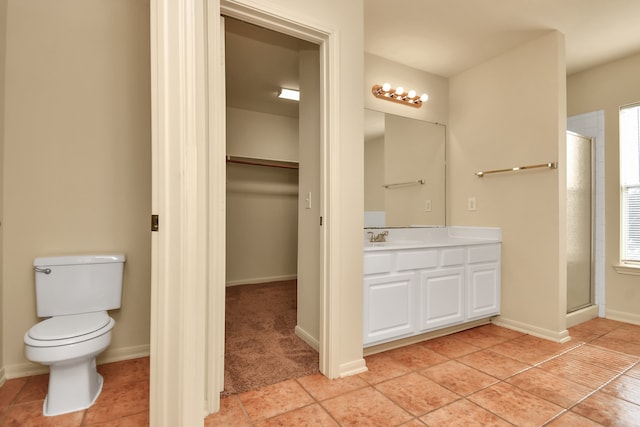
[223,17,320,395]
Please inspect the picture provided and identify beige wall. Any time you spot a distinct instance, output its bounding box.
[3,0,151,374]
[449,32,569,340]
[296,48,321,347]
[0,0,7,375]
[225,107,299,285]
[568,51,640,324]
[364,135,384,211]
[225,164,299,285]
[226,107,299,161]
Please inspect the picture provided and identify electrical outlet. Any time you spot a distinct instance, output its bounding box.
[425,199,432,212]
[468,197,477,211]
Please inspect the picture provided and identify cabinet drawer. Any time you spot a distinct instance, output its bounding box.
[440,248,465,267]
[397,250,438,271]
[364,253,393,274]
[468,244,500,264]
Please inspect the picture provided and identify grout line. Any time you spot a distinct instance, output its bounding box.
[541,359,640,426]
[443,336,611,426]
[217,322,638,426]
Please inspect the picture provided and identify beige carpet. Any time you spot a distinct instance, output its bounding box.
[223,280,319,396]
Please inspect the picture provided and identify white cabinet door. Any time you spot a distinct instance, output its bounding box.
[418,267,465,331]
[363,273,416,346]
[466,263,500,320]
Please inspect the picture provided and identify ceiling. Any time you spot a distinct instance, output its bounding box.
[225,1,640,116]
[225,17,315,118]
[365,0,640,77]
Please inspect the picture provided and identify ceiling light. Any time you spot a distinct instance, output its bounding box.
[278,88,300,101]
[371,83,428,108]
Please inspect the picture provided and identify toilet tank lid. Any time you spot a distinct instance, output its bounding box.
[33,254,126,267]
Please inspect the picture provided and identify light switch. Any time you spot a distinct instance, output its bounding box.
[305,192,312,209]
[425,200,432,212]
[468,197,477,211]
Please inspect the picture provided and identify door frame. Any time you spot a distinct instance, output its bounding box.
[206,0,340,414]
[150,0,209,425]
[151,0,345,422]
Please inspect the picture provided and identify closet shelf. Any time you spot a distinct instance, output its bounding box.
[226,155,299,170]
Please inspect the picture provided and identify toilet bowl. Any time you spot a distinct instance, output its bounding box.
[24,311,115,416]
[24,254,125,416]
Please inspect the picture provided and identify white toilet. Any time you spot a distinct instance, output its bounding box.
[23,254,126,416]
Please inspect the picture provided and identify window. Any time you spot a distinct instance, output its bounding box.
[620,103,640,264]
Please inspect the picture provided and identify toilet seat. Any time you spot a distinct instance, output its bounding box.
[25,312,114,347]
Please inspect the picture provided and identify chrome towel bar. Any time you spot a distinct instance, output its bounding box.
[475,162,557,177]
[382,179,425,189]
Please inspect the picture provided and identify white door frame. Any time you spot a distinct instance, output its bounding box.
[151,0,343,422]
[150,0,209,425]
[205,0,340,413]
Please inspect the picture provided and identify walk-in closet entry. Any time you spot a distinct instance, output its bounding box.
[223,16,321,395]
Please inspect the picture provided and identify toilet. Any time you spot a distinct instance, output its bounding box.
[23,254,126,416]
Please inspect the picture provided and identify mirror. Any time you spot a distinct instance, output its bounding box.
[364,109,446,227]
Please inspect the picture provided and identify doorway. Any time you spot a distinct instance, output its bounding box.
[566,131,595,313]
[223,16,321,395]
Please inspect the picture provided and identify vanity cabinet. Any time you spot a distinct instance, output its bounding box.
[466,245,501,321]
[419,267,465,332]
[363,242,501,347]
[363,273,416,344]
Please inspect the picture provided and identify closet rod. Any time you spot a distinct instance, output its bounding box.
[226,155,299,170]
[475,162,557,177]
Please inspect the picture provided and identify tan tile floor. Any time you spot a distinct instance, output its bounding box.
[2,318,640,426]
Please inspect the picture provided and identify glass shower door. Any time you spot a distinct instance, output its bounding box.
[566,131,594,313]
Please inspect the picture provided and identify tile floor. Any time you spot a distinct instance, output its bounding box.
[0,357,149,426]
[208,318,640,426]
[2,317,640,426]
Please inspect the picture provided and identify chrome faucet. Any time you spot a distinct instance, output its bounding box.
[367,230,389,243]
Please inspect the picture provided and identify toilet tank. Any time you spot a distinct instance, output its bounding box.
[33,254,126,317]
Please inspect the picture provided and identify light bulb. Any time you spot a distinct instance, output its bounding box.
[382,83,391,92]
[408,90,416,98]
[420,93,429,102]
[395,86,404,96]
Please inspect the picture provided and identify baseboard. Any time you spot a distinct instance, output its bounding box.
[363,318,491,356]
[97,344,150,365]
[294,325,319,352]
[0,366,6,388]
[492,316,571,343]
[338,358,368,378]
[5,361,49,379]
[605,308,640,326]
[4,344,150,380]
[226,274,297,287]
[567,305,599,328]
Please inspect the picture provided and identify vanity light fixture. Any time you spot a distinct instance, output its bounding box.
[371,83,428,108]
[278,87,300,101]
